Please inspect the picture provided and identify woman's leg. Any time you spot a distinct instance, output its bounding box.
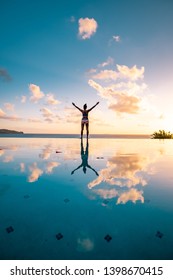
[81,123,84,138]
[86,123,89,138]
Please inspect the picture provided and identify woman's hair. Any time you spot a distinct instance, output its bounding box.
[83,104,87,110]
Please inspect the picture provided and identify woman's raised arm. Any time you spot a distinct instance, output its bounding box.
[88,102,99,112]
[72,102,82,112]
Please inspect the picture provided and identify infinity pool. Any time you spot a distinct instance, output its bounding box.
[0,137,173,260]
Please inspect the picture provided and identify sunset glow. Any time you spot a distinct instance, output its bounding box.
[0,0,173,134]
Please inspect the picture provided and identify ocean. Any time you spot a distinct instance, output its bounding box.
[0,136,173,260]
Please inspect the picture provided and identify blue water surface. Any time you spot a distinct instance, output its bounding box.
[0,137,173,260]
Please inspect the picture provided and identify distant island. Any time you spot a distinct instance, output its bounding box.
[0,129,24,134]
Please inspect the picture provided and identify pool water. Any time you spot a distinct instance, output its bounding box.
[0,137,173,260]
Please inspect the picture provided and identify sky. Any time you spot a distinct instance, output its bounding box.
[0,0,173,134]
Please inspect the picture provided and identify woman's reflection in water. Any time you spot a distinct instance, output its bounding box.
[71,138,99,176]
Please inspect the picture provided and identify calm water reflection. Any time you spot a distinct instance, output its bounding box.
[0,137,173,259]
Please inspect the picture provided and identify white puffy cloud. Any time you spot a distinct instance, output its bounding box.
[88,154,148,189]
[117,64,144,80]
[29,84,44,103]
[78,17,98,39]
[89,64,144,82]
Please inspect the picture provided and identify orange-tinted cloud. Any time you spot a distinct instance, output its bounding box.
[92,70,119,81]
[117,188,144,204]
[29,84,44,103]
[78,18,98,39]
[88,80,141,114]
[45,161,60,173]
[28,162,43,182]
[0,108,23,121]
[117,64,144,80]
[46,93,60,105]
[88,154,148,189]
[40,107,54,118]
[108,93,141,114]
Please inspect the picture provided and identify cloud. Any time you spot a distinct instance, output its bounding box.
[4,103,14,111]
[45,161,60,174]
[98,57,114,68]
[46,93,60,105]
[0,68,11,81]
[87,149,159,205]
[28,162,43,182]
[86,68,97,74]
[78,17,98,39]
[21,95,26,103]
[113,35,120,42]
[88,154,148,189]
[117,64,144,80]
[0,108,23,121]
[93,188,118,199]
[108,35,121,46]
[88,80,141,114]
[108,93,141,114]
[89,64,144,82]
[29,84,44,103]
[92,70,119,81]
[39,146,52,160]
[40,107,54,118]
[110,81,147,95]
[117,188,144,204]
